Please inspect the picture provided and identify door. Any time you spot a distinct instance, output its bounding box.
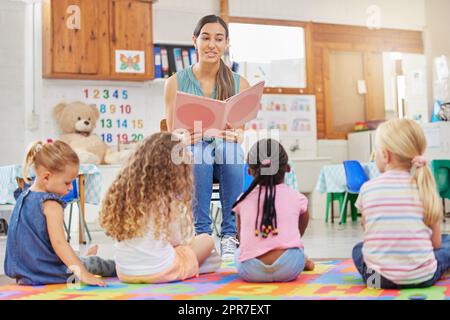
[325,50,385,138]
[109,0,154,79]
[328,51,366,136]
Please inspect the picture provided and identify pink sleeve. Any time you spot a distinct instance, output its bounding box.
[297,193,309,215]
[355,186,364,211]
[233,203,241,216]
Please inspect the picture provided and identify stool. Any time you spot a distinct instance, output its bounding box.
[210,180,221,236]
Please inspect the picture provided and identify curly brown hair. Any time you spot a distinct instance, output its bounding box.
[99,132,194,243]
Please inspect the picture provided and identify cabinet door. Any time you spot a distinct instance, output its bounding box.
[109,0,154,80]
[52,0,98,74]
[43,0,110,77]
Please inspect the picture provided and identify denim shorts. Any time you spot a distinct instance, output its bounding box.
[234,248,305,283]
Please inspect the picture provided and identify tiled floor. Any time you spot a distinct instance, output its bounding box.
[1,218,449,285]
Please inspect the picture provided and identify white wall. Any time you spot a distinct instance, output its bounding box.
[0,1,26,166]
[229,0,426,31]
[153,0,219,44]
[317,140,348,164]
[424,0,450,116]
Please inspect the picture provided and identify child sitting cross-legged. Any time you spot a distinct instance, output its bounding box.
[232,139,315,283]
[5,140,116,286]
[99,132,220,284]
[353,118,450,289]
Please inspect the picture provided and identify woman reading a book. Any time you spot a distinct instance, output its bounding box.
[164,15,251,259]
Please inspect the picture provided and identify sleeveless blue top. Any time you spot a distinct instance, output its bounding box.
[176,64,241,99]
[5,189,70,285]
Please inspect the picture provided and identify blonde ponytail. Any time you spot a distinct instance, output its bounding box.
[22,141,45,183]
[414,165,442,226]
[376,119,442,227]
[22,140,80,184]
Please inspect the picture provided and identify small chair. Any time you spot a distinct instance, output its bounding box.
[339,160,369,225]
[210,179,221,236]
[61,179,91,243]
[325,192,349,224]
[243,162,254,193]
[160,119,168,132]
[431,160,450,221]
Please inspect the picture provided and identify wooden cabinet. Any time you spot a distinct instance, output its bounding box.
[42,0,154,81]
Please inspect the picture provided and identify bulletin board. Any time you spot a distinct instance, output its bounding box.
[45,85,147,146]
[247,94,316,137]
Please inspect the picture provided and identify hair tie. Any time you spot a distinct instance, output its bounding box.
[34,144,43,153]
[261,159,272,167]
[412,156,427,168]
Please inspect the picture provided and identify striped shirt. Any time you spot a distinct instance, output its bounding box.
[355,170,437,285]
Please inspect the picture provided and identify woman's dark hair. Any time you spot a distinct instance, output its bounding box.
[193,15,235,101]
[232,139,289,238]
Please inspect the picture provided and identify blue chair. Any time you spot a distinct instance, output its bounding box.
[61,179,91,243]
[243,163,254,193]
[339,160,369,224]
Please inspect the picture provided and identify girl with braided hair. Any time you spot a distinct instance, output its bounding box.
[232,139,314,283]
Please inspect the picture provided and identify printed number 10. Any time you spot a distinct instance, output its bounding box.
[120,105,131,114]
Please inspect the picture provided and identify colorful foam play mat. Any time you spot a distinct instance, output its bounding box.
[1,260,449,300]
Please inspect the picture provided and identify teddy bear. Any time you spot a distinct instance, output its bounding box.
[53,101,133,164]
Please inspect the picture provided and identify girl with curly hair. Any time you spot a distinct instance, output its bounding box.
[99,132,217,283]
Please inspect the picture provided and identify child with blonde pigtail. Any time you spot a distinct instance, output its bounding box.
[5,140,115,286]
[353,118,450,289]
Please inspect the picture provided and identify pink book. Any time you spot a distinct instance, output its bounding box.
[173,81,265,133]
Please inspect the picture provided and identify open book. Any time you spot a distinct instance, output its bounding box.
[173,81,265,132]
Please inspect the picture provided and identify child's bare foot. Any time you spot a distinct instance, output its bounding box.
[304,259,315,271]
[86,245,99,256]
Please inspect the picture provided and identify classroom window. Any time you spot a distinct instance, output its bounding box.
[229,23,307,88]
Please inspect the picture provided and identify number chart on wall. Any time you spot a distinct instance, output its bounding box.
[81,87,145,146]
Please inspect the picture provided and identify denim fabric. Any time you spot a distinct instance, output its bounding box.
[79,256,116,277]
[352,234,450,289]
[189,139,244,237]
[4,189,71,285]
[234,248,305,283]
